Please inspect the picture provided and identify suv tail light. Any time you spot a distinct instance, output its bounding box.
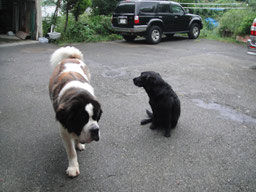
[134,16,139,24]
[251,22,256,36]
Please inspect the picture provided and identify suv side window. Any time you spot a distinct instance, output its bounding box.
[171,4,184,15]
[139,2,157,13]
[157,4,170,13]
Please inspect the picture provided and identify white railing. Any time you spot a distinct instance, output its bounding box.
[179,2,248,10]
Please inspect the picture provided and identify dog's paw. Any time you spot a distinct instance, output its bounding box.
[66,166,80,177]
[150,124,157,130]
[164,132,171,138]
[76,143,86,151]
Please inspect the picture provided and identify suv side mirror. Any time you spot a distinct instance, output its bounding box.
[185,9,189,14]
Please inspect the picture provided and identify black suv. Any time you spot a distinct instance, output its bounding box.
[112,0,203,44]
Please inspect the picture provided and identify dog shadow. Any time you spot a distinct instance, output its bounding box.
[142,122,180,138]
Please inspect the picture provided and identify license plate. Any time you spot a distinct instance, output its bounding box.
[119,18,127,24]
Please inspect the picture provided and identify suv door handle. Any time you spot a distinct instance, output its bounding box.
[174,16,178,19]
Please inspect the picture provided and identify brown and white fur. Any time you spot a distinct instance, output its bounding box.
[49,46,102,177]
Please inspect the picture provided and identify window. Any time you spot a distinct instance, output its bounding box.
[139,2,156,13]
[157,4,170,13]
[171,4,184,15]
[115,3,135,14]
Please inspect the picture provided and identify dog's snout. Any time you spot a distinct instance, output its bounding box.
[90,126,100,142]
[133,77,140,86]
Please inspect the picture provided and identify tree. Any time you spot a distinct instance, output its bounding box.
[62,0,92,31]
[52,0,61,26]
[62,0,76,32]
[72,0,92,21]
[92,0,119,15]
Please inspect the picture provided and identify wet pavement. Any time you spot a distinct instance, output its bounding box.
[0,37,256,192]
[192,99,256,124]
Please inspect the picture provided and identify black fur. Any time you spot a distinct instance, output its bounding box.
[133,71,181,137]
[56,89,102,136]
[140,110,153,125]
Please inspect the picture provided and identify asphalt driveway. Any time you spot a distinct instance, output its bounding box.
[0,37,256,192]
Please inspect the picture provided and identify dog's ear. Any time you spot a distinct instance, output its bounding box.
[98,108,103,121]
[92,101,103,121]
[56,104,70,127]
[56,101,79,128]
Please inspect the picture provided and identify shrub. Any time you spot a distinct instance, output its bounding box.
[42,18,52,37]
[52,14,121,44]
[92,0,119,15]
[85,15,114,35]
[64,21,94,42]
[218,10,246,37]
[218,9,256,37]
[237,12,256,36]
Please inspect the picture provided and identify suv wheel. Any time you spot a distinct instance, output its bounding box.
[146,26,162,44]
[123,35,136,42]
[188,23,200,39]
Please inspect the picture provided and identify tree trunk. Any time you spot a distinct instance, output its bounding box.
[64,8,69,32]
[74,1,81,22]
[75,15,78,22]
[52,0,61,25]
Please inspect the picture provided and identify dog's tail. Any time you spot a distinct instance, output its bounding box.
[50,46,83,69]
[140,110,153,125]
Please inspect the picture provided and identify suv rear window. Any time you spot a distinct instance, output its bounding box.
[115,3,135,14]
[139,2,157,13]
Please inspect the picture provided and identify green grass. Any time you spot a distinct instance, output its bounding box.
[200,27,246,44]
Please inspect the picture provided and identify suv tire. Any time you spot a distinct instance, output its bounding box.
[188,23,200,39]
[123,35,136,42]
[146,25,162,44]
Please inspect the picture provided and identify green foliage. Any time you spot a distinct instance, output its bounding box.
[249,0,256,11]
[92,0,119,15]
[42,18,52,37]
[84,15,113,35]
[53,14,121,44]
[42,0,255,44]
[237,12,256,36]
[64,21,93,42]
[71,0,92,21]
[178,0,194,2]
[218,10,244,37]
[215,0,236,3]
[191,9,225,19]
[218,9,256,37]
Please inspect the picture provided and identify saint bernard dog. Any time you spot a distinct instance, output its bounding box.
[49,46,102,177]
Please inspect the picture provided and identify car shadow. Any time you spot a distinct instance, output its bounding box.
[120,35,189,45]
[162,35,190,42]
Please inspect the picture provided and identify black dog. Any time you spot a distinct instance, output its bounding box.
[133,71,181,137]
